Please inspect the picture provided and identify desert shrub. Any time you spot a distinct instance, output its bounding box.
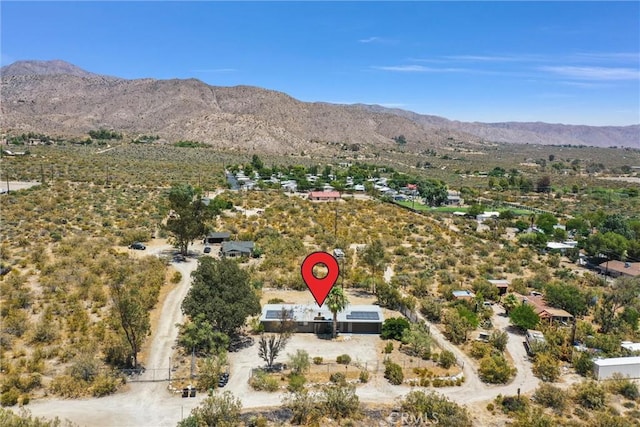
[573,351,594,377]
[49,375,87,397]
[250,370,279,392]
[170,271,182,284]
[0,389,19,407]
[90,372,121,397]
[68,354,100,382]
[287,374,306,393]
[336,354,351,365]
[496,394,529,414]
[574,380,607,410]
[384,342,394,354]
[470,341,493,359]
[288,350,310,375]
[401,390,472,427]
[267,298,285,304]
[532,353,560,382]
[533,383,567,412]
[384,361,404,385]
[608,374,640,400]
[438,351,456,369]
[420,297,443,322]
[322,384,361,421]
[329,372,346,385]
[312,356,323,365]
[283,389,322,425]
[479,354,515,384]
[488,330,508,352]
[359,369,370,383]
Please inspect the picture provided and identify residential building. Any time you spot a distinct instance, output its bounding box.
[259,304,384,334]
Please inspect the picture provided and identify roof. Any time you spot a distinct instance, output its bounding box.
[221,241,254,253]
[452,290,475,298]
[594,356,640,367]
[309,191,341,198]
[622,342,640,352]
[488,279,510,287]
[599,260,640,277]
[259,304,384,324]
[207,232,231,238]
[546,242,574,250]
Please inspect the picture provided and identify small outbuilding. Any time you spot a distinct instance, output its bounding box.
[593,357,640,380]
[205,232,231,244]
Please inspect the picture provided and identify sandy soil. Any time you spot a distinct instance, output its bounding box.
[0,180,41,192]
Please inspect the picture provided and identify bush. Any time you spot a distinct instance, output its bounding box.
[533,383,567,412]
[322,384,361,420]
[438,351,456,369]
[288,350,310,375]
[170,271,182,284]
[401,390,472,427]
[479,355,515,384]
[470,341,493,359]
[250,370,279,392]
[329,372,346,385]
[336,354,351,365]
[384,361,404,385]
[532,353,560,382]
[0,389,19,407]
[90,373,121,397]
[608,374,639,400]
[381,317,410,340]
[50,375,87,398]
[574,381,606,410]
[384,342,394,354]
[497,395,529,414]
[359,370,370,383]
[287,374,306,393]
[573,352,594,377]
[312,357,323,365]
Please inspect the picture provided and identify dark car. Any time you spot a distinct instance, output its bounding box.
[130,242,146,250]
[203,246,212,254]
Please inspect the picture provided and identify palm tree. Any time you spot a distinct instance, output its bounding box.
[325,286,349,339]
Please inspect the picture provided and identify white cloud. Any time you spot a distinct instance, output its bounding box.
[358,36,382,44]
[541,66,639,81]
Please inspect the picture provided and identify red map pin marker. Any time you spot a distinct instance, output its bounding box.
[301,251,340,307]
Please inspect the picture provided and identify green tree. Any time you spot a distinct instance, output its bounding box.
[177,314,229,355]
[401,322,432,359]
[535,213,557,234]
[381,317,410,340]
[582,231,629,260]
[165,184,217,255]
[544,282,589,316]
[509,303,540,331]
[181,257,261,337]
[489,330,508,352]
[108,265,150,368]
[325,286,349,339]
[443,309,474,344]
[438,350,457,369]
[178,391,241,427]
[361,240,385,293]
[502,293,519,315]
[594,277,640,333]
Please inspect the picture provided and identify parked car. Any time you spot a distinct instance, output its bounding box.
[130,242,146,250]
[203,246,212,254]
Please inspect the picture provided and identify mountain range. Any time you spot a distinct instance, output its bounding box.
[1,60,638,152]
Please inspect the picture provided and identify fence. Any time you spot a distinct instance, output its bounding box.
[121,367,188,383]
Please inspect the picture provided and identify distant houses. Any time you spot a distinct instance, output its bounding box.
[308,191,341,201]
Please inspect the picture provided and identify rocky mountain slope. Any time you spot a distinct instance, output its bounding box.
[1,60,637,152]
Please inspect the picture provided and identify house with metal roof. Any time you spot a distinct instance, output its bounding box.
[220,241,254,258]
[205,232,231,244]
[259,303,384,334]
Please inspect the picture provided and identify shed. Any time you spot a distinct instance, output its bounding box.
[488,279,510,295]
[205,232,231,244]
[594,357,640,380]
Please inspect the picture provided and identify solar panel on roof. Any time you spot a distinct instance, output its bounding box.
[265,310,293,320]
[346,311,379,320]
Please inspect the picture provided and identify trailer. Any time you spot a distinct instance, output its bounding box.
[593,356,640,380]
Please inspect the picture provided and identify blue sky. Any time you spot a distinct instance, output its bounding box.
[2,1,639,126]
